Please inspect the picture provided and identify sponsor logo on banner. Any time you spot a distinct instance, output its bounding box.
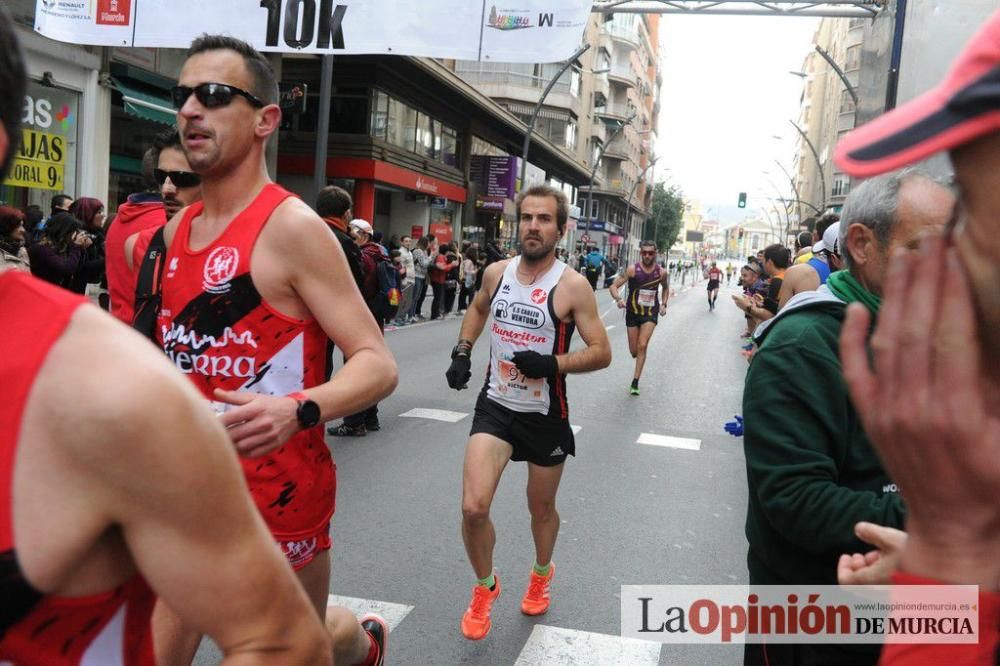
[203,247,240,294]
[95,0,132,25]
[487,5,532,30]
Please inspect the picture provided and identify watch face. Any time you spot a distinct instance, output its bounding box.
[298,400,321,428]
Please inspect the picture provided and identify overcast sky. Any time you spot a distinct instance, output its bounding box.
[655,13,820,227]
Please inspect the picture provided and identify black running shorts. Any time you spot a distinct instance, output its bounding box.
[625,310,658,327]
[470,394,575,467]
[707,279,720,291]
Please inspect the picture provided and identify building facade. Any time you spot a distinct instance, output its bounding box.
[792,16,863,216]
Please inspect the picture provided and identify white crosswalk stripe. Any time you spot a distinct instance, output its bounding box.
[326,595,414,632]
[637,433,702,451]
[515,625,661,665]
[399,408,469,423]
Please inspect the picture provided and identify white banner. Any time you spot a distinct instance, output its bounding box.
[33,0,592,63]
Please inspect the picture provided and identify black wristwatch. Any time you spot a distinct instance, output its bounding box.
[288,391,321,429]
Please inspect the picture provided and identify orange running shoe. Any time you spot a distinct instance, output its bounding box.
[461,574,502,640]
[520,562,555,616]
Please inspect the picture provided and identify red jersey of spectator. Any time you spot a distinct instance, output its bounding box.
[105,193,167,324]
[0,271,155,665]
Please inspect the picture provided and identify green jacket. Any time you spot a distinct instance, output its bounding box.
[743,289,905,585]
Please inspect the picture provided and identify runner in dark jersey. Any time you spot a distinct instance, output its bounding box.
[706,261,724,311]
[609,240,670,395]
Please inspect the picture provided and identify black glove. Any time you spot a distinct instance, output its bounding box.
[511,351,559,379]
[446,352,472,390]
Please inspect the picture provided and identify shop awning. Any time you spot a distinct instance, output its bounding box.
[110,78,176,126]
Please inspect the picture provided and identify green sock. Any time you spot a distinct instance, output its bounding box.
[476,573,496,589]
[533,561,551,577]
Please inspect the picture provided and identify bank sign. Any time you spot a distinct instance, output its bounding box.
[3,82,77,192]
[34,0,591,63]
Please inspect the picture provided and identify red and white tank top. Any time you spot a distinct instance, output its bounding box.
[0,271,155,665]
[485,257,575,419]
[155,184,335,538]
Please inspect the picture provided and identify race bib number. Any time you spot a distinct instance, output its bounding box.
[638,289,657,308]
[497,359,544,399]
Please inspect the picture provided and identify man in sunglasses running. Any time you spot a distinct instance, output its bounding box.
[609,241,669,396]
[109,129,202,324]
[139,36,398,666]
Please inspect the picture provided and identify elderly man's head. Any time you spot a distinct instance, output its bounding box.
[839,169,954,297]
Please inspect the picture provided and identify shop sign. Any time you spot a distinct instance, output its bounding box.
[411,225,424,239]
[34,0,591,64]
[6,129,66,191]
[3,82,78,193]
[471,156,517,199]
[475,195,505,211]
[429,222,453,246]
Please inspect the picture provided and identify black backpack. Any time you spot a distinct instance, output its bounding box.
[132,226,168,342]
[331,226,365,291]
[370,257,400,321]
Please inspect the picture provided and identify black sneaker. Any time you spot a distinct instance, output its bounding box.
[327,424,366,437]
[365,420,381,432]
[360,614,388,666]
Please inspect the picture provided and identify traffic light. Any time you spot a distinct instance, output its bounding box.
[738,192,747,208]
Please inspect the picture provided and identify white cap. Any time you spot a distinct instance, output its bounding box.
[812,221,841,256]
[349,219,373,235]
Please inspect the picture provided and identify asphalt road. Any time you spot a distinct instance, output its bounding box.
[196,269,753,665]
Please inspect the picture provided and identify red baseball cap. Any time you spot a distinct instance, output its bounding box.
[835,8,1000,178]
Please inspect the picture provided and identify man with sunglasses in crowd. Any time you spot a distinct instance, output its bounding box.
[609,240,669,396]
[108,129,202,324]
[135,35,398,666]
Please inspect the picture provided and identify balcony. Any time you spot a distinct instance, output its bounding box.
[603,136,630,160]
[608,63,637,87]
[604,22,640,48]
[597,102,632,122]
[453,63,579,115]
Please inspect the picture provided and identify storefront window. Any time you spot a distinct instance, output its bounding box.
[402,105,419,152]
[386,96,408,149]
[330,94,369,134]
[1,80,80,210]
[371,90,389,139]
[442,126,459,167]
[417,113,434,159]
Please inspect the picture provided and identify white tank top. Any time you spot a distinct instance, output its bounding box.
[484,257,575,418]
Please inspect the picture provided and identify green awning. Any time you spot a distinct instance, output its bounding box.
[111,77,176,126]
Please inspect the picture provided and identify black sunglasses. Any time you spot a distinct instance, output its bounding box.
[154,168,202,189]
[170,82,265,110]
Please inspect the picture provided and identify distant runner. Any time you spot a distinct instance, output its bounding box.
[609,241,669,396]
[706,261,723,311]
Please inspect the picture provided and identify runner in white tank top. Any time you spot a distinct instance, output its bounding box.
[445,185,612,641]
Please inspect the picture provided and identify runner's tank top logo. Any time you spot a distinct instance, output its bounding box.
[530,287,547,305]
[203,246,239,294]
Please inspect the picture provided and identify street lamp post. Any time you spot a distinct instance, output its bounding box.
[583,112,637,243]
[626,156,658,257]
[519,44,592,187]
[790,119,826,213]
[814,44,858,108]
